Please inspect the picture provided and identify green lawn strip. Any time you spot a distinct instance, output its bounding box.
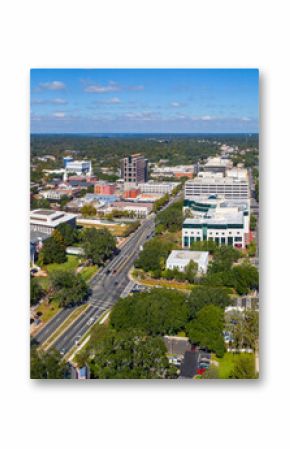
[80,265,98,282]
[35,298,61,324]
[41,303,89,351]
[64,309,111,362]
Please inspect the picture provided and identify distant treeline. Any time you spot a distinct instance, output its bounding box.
[30,133,258,169]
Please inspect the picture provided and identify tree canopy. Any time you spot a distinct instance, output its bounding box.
[39,230,67,265]
[134,237,173,276]
[50,270,89,307]
[110,288,189,336]
[76,327,177,379]
[186,305,225,357]
[81,228,116,265]
[30,347,68,379]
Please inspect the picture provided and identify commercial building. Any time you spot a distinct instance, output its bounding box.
[137,181,179,195]
[30,209,77,235]
[184,175,249,201]
[182,210,247,249]
[107,201,153,218]
[94,182,116,195]
[121,154,148,183]
[151,165,196,179]
[64,160,92,177]
[63,156,74,167]
[202,156,233,174]
[166,250,209,274]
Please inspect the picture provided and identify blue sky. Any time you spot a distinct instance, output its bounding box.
[30,69,259,133]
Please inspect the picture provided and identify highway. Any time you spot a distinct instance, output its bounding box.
[34,192,182,354]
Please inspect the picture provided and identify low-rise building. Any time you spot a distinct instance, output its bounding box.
[137,181,179,195]
[166,250,209,274]
[64,160,92,177]
[94,182,116,195]
[151,165,196,179]
[30,209,77,235]
[107,201,153,218]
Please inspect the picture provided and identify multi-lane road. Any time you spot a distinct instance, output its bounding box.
[34,192,182,355]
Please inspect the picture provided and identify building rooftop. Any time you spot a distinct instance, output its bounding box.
[30,209,77,226]
[183,211,244,226]
[167,250,209,265]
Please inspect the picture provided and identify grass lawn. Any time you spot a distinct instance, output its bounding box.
[45,255,80,274]
[212,353,255,379]
[35,298,61,324]
[80,265,98,282]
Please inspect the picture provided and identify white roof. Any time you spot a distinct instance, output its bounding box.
[167,250,209,266]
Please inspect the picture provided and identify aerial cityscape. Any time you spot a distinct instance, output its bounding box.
[30,69,259,379]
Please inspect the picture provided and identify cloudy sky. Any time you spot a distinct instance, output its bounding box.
[30,69,259,133]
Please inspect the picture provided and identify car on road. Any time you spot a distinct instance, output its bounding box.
[74,336,82,346]
[106,269,111,274]
[86,317,95,326]
[60,348,66,356]
[114,280,119,285]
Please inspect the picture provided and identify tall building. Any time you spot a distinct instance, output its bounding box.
[121,154,148,183]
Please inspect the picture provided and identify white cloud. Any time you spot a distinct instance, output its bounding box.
[85,81,120,93]
[128,85,144,91]
[52,112,66,118]
[171,102,181,107]
[241,116,251,121]
[105,97,121,104]
[39,81,65,90]
[52,98,67,104]
[31,98,68,105]
[201,115,213,121]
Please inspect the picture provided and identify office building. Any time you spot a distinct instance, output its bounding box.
[184,175,249,201]
[182,210,247,249]
[64,160,92,177]
[137,181,179,195]
[30,209,77,235]
[166,250,209,274]
[121,154,148,183]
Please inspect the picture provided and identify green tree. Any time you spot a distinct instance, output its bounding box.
[39,230,67,265]
[250,215,257,231]
[155,200,183,232]
[81,203,96,217]
[57,223,78,246]
[134,237,173,276]
[30,278,44,306]
[30,347,68,379]
[110,288,189,336]
[186,305,225,357]
[231,262,259,295]
[51,270,89,307]
[81,228,116,265]
[78,328,177,379]
[187,286,230,319]
[229,354,257,379]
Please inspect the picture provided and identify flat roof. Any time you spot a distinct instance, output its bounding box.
[167,250,209,265]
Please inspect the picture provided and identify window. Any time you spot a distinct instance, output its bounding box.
[235,236,242,242]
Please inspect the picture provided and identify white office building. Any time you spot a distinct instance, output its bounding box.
[182,209,247,249]
[166,250,209,274]
[137,181,179,195]
[64,160,92,177]
[30,209,77,235]
[185,175,249,200]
